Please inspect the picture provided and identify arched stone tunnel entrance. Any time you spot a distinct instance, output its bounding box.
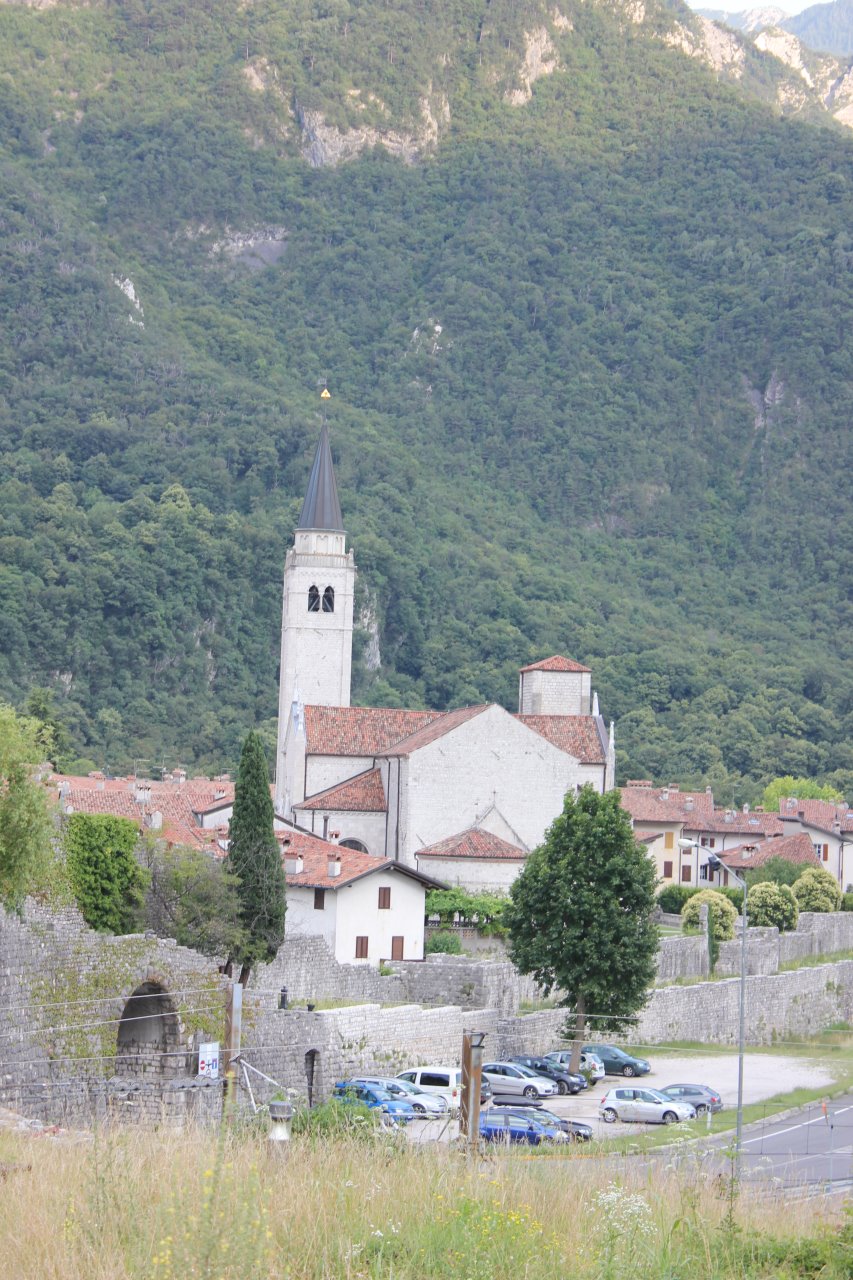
[115,981,182,1079]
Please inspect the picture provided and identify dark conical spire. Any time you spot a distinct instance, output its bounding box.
[297,423,344,531]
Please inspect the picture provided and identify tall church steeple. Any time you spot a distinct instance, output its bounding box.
[274,419,356,816]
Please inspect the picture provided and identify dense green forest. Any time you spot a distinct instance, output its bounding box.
[0,0,851,800]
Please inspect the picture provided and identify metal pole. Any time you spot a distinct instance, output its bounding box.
[735,880,747,1180]
[223,981,242,1114]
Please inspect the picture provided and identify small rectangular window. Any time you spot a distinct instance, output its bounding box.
[378,886,391,909]
[355,936,368,959]
[681,865,692,883]
[823,844,829,862]
[709,838,716,849]
[664,832,674,850]
[663,860,673,879]
[314,888,325,911]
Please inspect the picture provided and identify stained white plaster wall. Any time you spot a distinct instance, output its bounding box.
[332,871,426,965]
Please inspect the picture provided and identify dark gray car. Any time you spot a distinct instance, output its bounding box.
[660,1083,722,1115]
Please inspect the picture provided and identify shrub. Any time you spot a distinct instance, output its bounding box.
[425,929,463,955]
[289,1098,380,1141]
[746,881,799,931]
[657,885,699,914]
[793,867,842,913]
[719,886,744,912]
[681,889,738,940]
[841,892,853,912]
[65,813,147,933]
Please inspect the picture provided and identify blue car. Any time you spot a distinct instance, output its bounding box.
[479,1110,568,1146]
[332,1080,417,1124]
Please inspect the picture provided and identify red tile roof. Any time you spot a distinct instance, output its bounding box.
[685,811,784,837]
[379,705,490,757]
[295,768,387,813]
[519,655,591,674]
[305,706,441,756]
[515,715,605,764]
[778,798,850,835]
[720,832,822,871]
[277,828,443,889]
[618,784,714,824]
[46,774,234,852]
[416,828,527,861]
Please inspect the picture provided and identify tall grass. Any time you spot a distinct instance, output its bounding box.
[0,1126,849,1278]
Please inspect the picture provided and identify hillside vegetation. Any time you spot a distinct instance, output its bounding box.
[0,0,851,798]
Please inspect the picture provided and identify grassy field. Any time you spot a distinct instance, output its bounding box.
[0,1121,849,1279]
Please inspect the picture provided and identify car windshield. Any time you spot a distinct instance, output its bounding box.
[514,1065,539,1078]
[641,1090,671,1104]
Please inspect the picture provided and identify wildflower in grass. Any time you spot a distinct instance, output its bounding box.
[589,1182,657,1278]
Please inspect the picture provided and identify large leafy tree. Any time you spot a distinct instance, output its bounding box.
[505,786,658,1072]
[65,813,148,933]
[760,777,844,811]
[0,703,54,909]
[225,731,286,982]
[140,840,248,958]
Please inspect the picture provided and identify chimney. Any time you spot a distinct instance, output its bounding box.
[742,803,750,815]
[284,841,304,875]
[64,803,74,815]
[149,811,162,831]
[322,815,329,840]
[135,784,151,805]
[328,855,341,878]
[214,788,226,800]
[96,780,105,791]
[685,797,694,812]
[724,810,734,823]
[705,786,713,797]
[668,784,679,793]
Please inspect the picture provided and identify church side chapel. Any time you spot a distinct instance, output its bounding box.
[275,423,616,892]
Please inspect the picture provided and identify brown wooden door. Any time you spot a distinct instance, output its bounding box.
[391,936,404,960]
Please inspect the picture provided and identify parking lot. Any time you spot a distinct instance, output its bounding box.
[406,1050,839,1142]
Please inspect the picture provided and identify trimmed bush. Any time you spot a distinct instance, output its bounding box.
[841,892,853,912]
[657,884,699,914]
[425,929,463,954]
[746,881,799,931]
[793,867,842,913]
[681,889,738,940]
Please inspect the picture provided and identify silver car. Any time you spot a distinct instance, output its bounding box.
[546,1050,605,1082]
[352,1076,447,1116]
[600,1087,696,1125]
[482,1062,556,1099]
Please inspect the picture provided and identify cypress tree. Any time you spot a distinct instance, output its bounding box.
[226,731,286,981]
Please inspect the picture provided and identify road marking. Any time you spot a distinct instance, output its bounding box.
[740,1102,853,1147]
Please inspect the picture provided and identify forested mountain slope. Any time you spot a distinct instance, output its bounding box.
[0,0,851,800]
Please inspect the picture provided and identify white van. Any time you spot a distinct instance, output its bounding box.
[396,1066,492,1113]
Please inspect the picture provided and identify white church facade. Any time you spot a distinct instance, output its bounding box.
[274,426,616,890]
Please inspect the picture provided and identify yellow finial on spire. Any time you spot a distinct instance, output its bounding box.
[320,386,331,399]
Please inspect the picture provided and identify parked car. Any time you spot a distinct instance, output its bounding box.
[395,1066,492,1112]
[489,1105,593,1143]
[509,1055,586,1095]
[479,1110,569,1145]
[332,1081,416,1123]
[482,1062,556,1100]
[583,1044,651,1077]
[659,1084,722,1115]
[546,1050,606,1082]
[350,1076,448,1116]
[599,1087,695,1125]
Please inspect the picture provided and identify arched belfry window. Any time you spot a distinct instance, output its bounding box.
[308,585,320,612]
[322,585,335,613]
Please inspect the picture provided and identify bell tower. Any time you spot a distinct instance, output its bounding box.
[274,422,355,813]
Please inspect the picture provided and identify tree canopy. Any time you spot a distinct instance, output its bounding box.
[746,882,799,932]
[760,777,844,811]
[505,786,658,1071]
[64,813,148,933]
[140,840,248,959]
[0,703,54,909]
[225,731,286,979]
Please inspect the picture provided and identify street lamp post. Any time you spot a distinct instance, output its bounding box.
[678,840,749,1180]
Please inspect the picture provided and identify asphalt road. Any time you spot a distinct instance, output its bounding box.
[691,1093,853,1191]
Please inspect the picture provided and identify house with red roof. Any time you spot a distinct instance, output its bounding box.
[277,826,444,964]
[271,429,616,890]
[777,797,853,888]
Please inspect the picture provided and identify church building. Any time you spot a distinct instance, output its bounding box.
[275,427,616,892]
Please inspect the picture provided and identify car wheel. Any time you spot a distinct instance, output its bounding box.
[695,1104,707,1116]
[602,1107,618,1124]
[622,1065,635,1077]
[523,1085,539,1099]
[557,1080,569,1096]
[571,1084,581,1095]
[413,1103,426,1114]
[662,1111,678,1125]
